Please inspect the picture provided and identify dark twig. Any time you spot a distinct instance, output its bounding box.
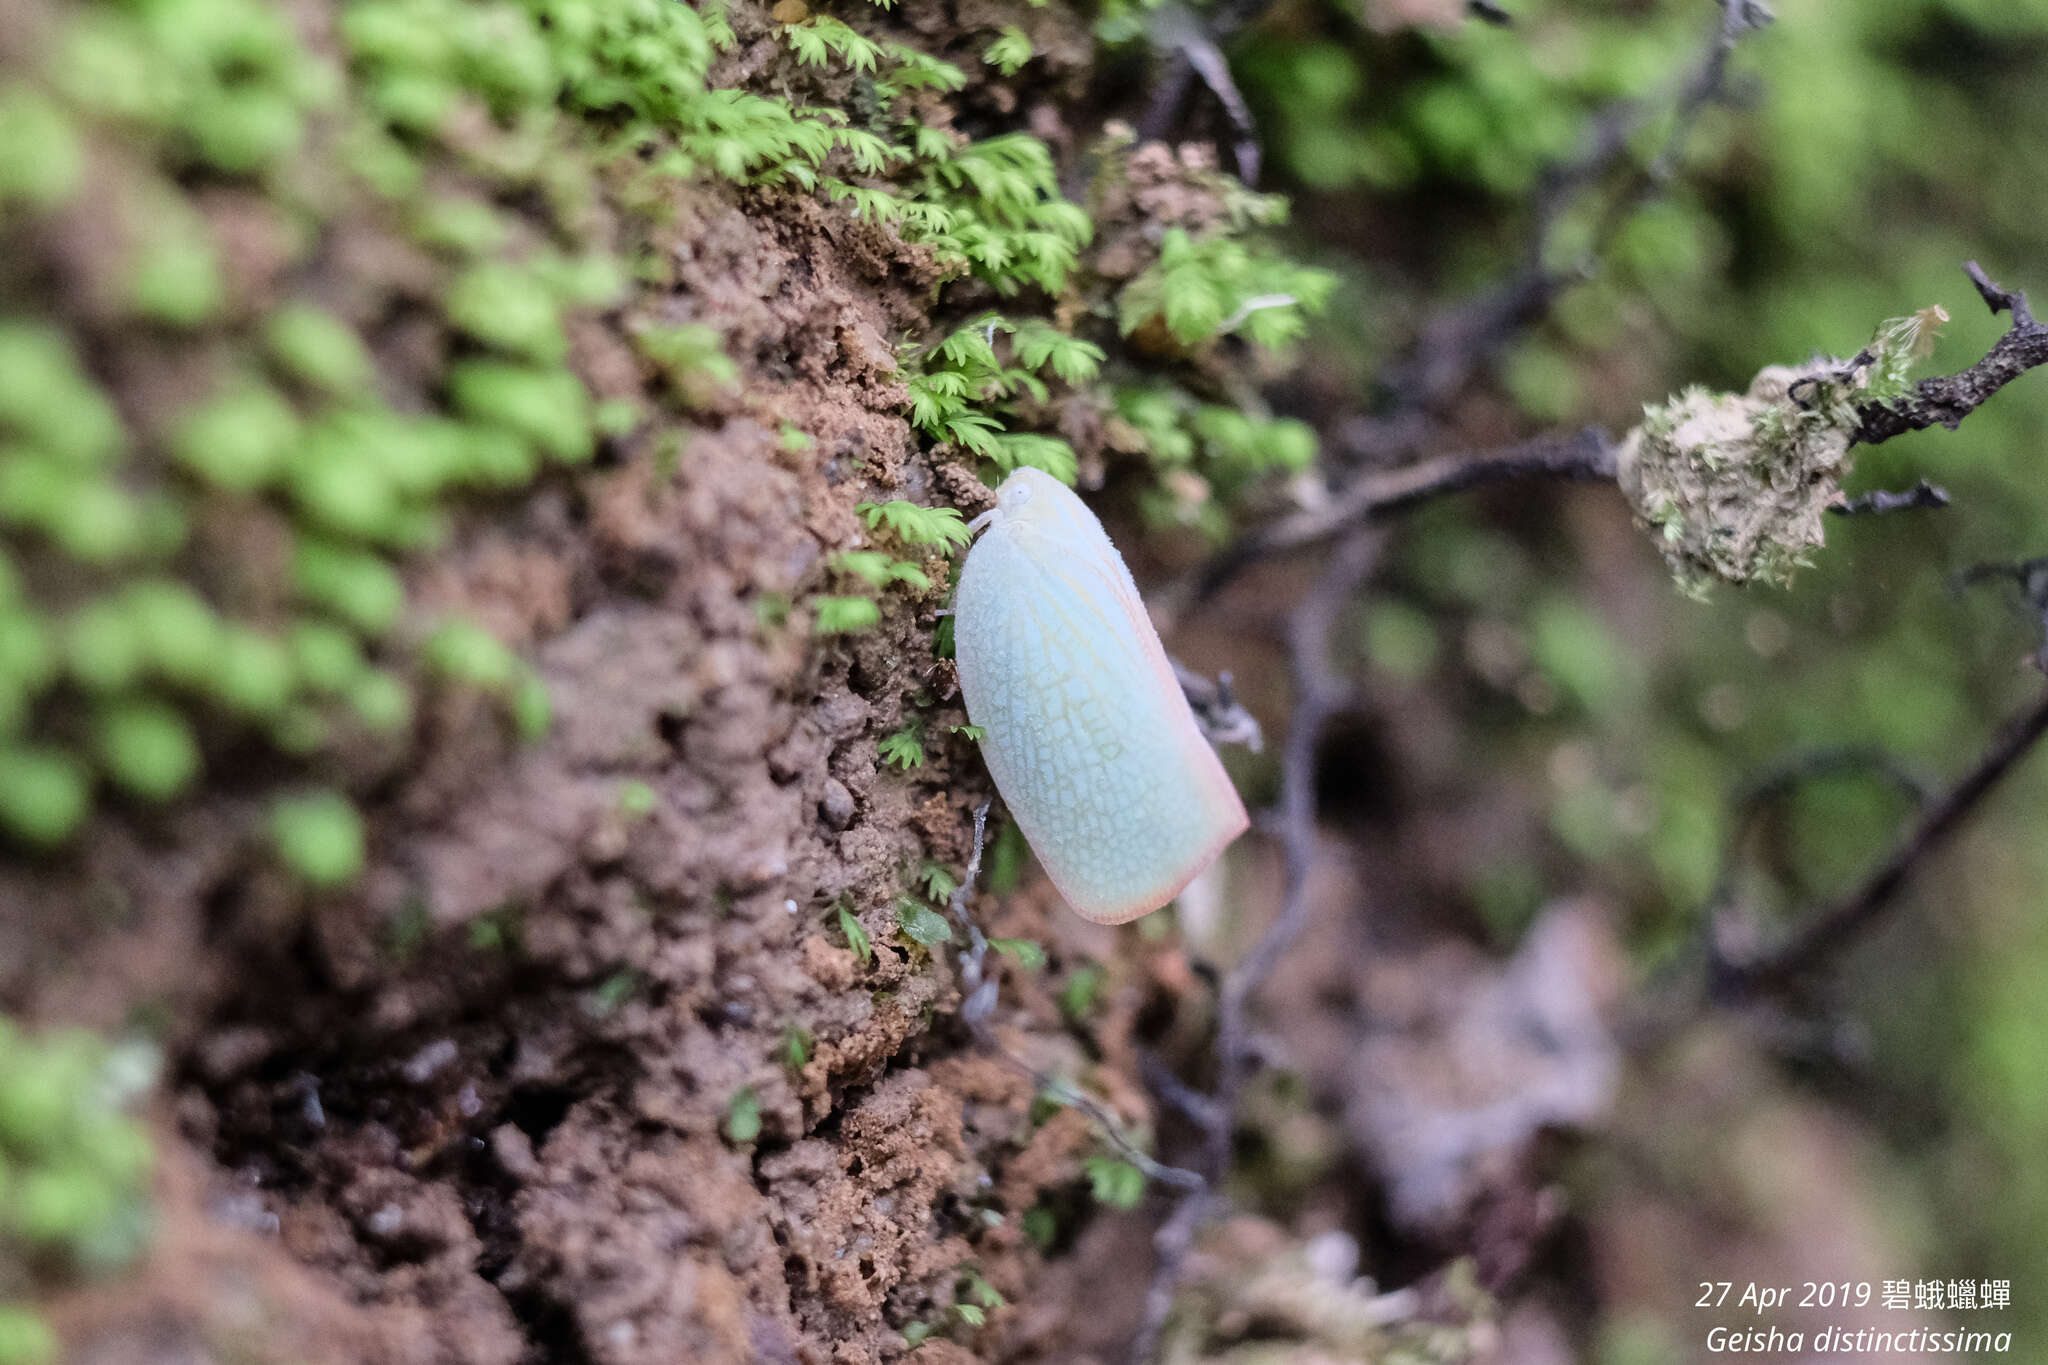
[1468,0,1513,25]
[1190,2,1764,607]
[1141,6,1264,186]
[1188,428,1615,604]
[1708,689,2048,1000]
[1383,0,1770,417]
[1703,747,1932,918]
[1852,262,2048,446]
[1955,555,2048,670]
[1128,531,1381,1363]
[1174,660,1265,751]
[1829,480,1950,516]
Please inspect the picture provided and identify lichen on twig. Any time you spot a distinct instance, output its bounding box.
[1615,305,1948,595]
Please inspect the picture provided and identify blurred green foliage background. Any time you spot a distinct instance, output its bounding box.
[1233,0,2048,1352]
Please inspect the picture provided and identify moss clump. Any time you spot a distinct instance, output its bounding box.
[0,1021,158,1358]
[269,789,366,887]
[1616,307,1946,596]
[0,0,1339,874]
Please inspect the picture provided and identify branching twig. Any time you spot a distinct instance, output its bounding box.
[1852,262,2048,445]
[1382,0,1770,417]
[1188,4,1764,605]
[1189,428,1615,603]
[1955,555,2048,669]
[1174,660,1265,751]
[1707,689,2048,1000]
[1141,5,1264,186]
[1193,257,2048,607]
[1127,531,1381,1363]
[1702,747,1932,917]
[945,803,1207,1193]
[1830,481,1950,516]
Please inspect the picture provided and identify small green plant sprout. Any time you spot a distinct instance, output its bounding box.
[901,136,1091,295]
[900,317,1092,481]
[629,321,738,406]
[0,1302,57,1365]
[879,723,926,770]
[386,901,431,962]
[270,789,365,888]
[778,422,814,453]
[987,432,1079,483]
[832,550,931,593]
[783,16,883,73]
[1010,320,1105,386]
[1057,963,1103,1020]
[264,303,374,396]
[857,500,973,551]
[988,937,1046,970]
[1616,305,1950,596]
[1117,227,1337,350]
[895,896,953,948]
[949,723,987,741]
[594,397,642,438]
[0,87,81,212]
[445,261,568,362]
[836,903,874,965]
[813,595,882,636]
[585,970,637,1017]
[960,1270,1006,1312]
[0,745,91,848]
[901,1320,936,1348]
[917,858,957,900]
[616,780,657,819]
[94,699,201,802]
[468,908,517,952]
[1020,1203,1058,1249]
[983,26,1032,76]
[1083,1153,1148,1209]
[752,592,792,631]
[424,620,552,738]
[0,1021,159,1277]
[724,1086,762,1144]
[875,44,967,104]
[780,1024,813,1070]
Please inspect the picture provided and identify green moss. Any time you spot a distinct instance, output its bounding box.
[288,620,365,693]
[171,382,300,492]
[265,304,375,395]
[0,745,90,846]
[0,1021,157,1295]
[0,1305,57,1365]
[269,789,365,886]
[94,699,202,801]
[126,226,224,327]
[0,326,124,466]
[0,87,81,209]
[814,596,882,635]
[346,668,412,733]
[425,619,518,689]
[446,262,569,362]
[724,1086,762,1144]
[212,627,295,718]
[0,0,1321,893]
[293,537,406,635]
[447,360,593,463]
